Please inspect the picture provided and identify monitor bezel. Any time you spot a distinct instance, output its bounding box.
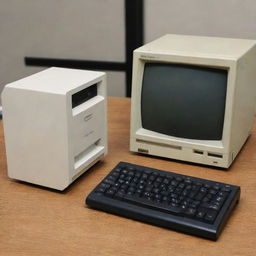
[130,52,236,154]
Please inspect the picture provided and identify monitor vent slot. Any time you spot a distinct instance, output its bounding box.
[207,152,223,158]
[193,149,204,155]
[136,139,182,150]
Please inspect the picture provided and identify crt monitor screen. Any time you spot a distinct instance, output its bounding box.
[141,63,228,140]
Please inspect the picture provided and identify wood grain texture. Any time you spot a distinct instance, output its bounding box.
[0,97,256,256]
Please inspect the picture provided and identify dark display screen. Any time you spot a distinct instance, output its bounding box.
[141,63,227,140]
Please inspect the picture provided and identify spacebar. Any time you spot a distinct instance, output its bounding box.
[121,195,182,215]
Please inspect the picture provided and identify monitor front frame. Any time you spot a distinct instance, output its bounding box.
[130,51,237,154]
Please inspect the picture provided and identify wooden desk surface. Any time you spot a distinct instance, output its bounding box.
[1,97,256,256]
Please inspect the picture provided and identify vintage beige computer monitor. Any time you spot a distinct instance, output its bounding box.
[2,67,107,190]
[130,34,256,168]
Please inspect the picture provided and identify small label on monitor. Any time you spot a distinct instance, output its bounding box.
[72,83,97,108]
[138,148,149,154]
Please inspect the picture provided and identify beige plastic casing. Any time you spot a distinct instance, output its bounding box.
[2,67,107,190]
[130,34,256,168]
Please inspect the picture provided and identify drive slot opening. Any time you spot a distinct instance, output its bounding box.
[74,139,103,170]
[72,83,97,108]
[193,149,204,155]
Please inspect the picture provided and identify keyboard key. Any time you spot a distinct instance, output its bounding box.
[205,209,218,223]
[196,208,207,218]
[185,208,197,216]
